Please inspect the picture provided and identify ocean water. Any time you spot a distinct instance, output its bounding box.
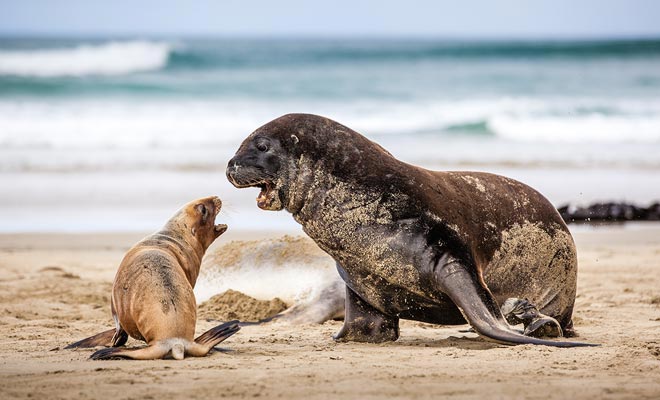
[1,38,659,232]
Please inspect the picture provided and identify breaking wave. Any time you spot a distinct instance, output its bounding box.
[0,41,171,77]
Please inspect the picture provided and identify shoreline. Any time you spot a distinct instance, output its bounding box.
[2,220,659,246]
[3,167,660,234]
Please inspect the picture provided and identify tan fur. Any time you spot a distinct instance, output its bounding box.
[68,196,239,360]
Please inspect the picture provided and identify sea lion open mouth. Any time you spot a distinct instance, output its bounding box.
[226,173,277,209]
[256,181,276,209]
[212,197,228,235]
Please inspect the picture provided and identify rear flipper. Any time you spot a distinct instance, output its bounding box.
[434,254,597,348]
[65,328,128,349]
[194,320,241,348]
[501,298,562,338]
[90,321,240,360]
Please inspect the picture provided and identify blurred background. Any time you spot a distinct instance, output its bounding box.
[1,0,659,232]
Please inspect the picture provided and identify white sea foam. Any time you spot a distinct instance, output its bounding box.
[0,41,170,77]
[1,97,660,173]
[0,100,261,149]
[347,98,660,144]
[3,97,660,148]
[489,114,660,143]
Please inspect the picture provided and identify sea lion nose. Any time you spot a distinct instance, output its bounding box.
[227,156,239,171]
[226,158,238,184]
[226,158,235,171]
[213,196,222,210]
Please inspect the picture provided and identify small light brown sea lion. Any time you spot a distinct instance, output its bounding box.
[66,196,240,360]
[226,113,597,347]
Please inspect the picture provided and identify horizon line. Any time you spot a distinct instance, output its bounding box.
[1,31,660,42]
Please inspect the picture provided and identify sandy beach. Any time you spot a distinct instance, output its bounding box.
[0,225,658,399]
[2,4,660,399]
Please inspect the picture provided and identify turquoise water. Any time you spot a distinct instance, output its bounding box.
[2,38,660,151]
[3,38,660,98]
[1,38,659,231]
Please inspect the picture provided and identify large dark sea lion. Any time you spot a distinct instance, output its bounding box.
[226,113,596,347]
[66,196,240,359]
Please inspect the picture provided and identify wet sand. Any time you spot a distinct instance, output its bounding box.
[0,226,659,399]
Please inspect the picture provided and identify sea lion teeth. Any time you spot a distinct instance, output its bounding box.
[256,182,274,209]
[65,196,240,359]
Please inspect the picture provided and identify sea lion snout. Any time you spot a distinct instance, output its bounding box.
[210,196,223,215]
[210,197,227,235]
[225,156,267,188]
[225,157,257,189]
[205,196,227,237]
[225,159,238,185]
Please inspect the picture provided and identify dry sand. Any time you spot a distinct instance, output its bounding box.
[198,290,288,322]
[0,226,659,399]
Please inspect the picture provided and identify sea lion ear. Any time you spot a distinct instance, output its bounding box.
[290,134,299,145]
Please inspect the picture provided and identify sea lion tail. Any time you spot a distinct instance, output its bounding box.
[65,328,117,349]
[194,320,240,346]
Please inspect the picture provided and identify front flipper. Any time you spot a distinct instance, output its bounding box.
[333,285,399,343]
[434,254,597,348]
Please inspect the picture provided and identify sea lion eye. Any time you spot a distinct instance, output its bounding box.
[256,142,269,152]
[196,204,208,220]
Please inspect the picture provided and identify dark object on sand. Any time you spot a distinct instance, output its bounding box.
[558,202,660,223]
